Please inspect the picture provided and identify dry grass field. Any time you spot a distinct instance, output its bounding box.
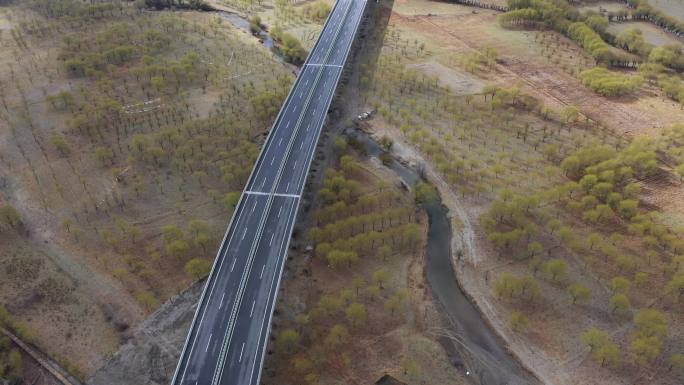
[0,1,293,377]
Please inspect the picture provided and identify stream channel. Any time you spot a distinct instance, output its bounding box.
[351,130,539,385]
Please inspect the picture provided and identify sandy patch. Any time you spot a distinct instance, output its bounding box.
[393,0,501,16]
[576,1,630,14]
[392,10,684,137]
[410,60,484,95]
[649,0,684,22]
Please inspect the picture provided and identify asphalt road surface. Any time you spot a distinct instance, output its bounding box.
[171,1,368,384]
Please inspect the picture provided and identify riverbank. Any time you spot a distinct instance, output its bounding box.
[361,122,552,384]
[354,128,540,385]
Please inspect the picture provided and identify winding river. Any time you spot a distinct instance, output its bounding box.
[352,130,538,385]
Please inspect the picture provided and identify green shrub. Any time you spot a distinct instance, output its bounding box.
[579,67,643,97]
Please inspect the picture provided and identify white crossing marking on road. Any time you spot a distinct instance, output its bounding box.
[250,300,256,318]
[260,264,265,279]
[305,63,343,68]
[179,0,362,381]
[219,293,225,309]
[205,334,212,352]
[244,191,300,198]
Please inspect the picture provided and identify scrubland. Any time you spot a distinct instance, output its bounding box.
[3,0,684,384]
[347,0,684,384]
[0,0,292,377]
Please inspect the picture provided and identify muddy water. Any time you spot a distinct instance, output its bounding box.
[350,130,537,385]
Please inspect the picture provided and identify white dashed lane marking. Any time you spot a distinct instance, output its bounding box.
[238,342,245,363]
[205,334,212,352]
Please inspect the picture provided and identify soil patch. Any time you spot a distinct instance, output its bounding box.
[410,60,484,95]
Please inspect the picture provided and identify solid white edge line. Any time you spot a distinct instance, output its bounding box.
[249,196,298,385]
[205,334,212,352]
[171,0,349,382]
[255,1,369,384]
[216,0,354,378]
[175,0,367,383]
[213,6,346,377]
[176,192,251,384]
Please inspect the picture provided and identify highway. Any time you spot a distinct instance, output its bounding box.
[170,0,368,384]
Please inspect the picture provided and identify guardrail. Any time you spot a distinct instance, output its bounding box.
[170,1,368,385]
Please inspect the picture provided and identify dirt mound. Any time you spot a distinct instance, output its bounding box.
[86,282,203,385]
